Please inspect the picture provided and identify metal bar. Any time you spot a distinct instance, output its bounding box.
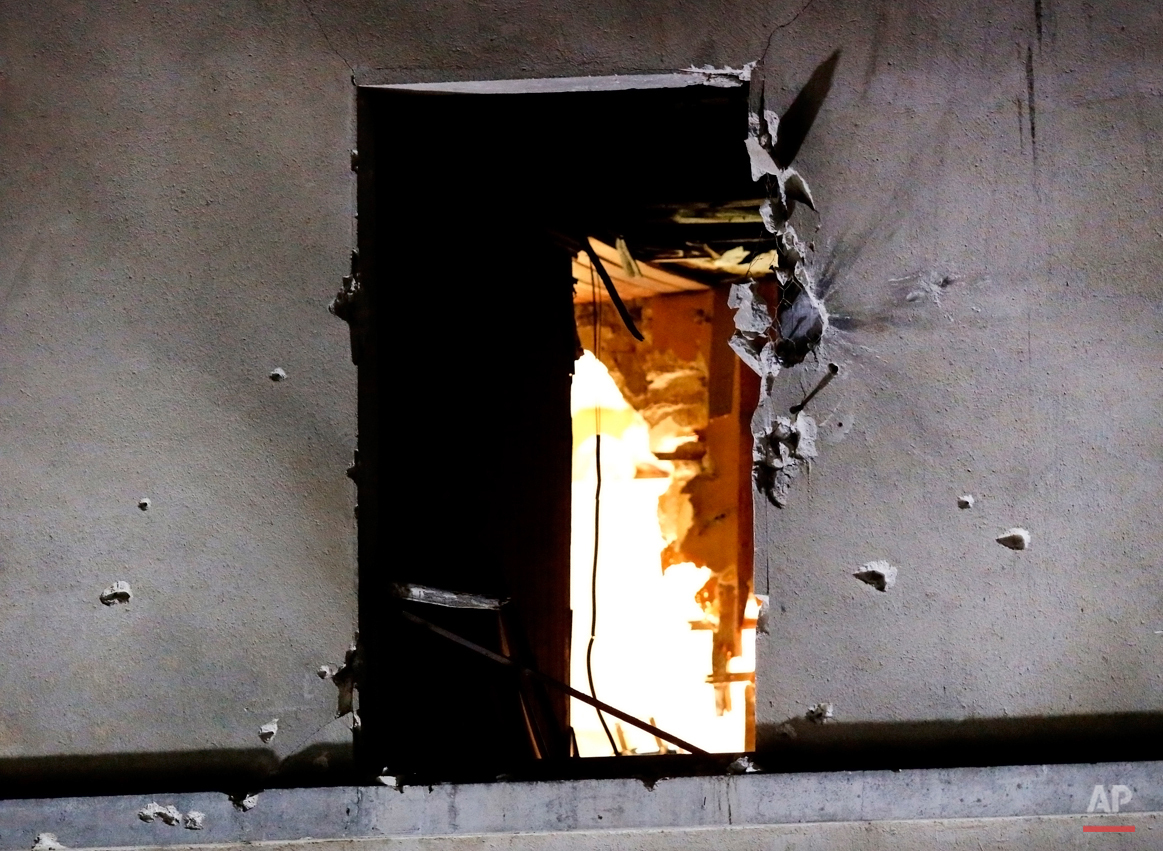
[790,362,839,415]
[391,583,506,611]
[401,610,710,756]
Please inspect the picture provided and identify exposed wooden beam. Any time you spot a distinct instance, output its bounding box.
[573,238,709,303]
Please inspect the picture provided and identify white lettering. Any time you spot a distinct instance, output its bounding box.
[1088,784,1111,813]
[1111,784,1133,813]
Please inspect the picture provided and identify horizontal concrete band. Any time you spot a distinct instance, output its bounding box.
[1,761,1159,849]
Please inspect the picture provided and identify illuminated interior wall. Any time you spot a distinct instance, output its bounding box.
[569,351,754,755]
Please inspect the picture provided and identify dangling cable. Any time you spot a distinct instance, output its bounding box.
[585,262,620,757]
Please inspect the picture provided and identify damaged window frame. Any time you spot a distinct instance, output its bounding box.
[340,49,840,785]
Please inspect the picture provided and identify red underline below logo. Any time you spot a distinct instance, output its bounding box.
[1083,825,1135,832]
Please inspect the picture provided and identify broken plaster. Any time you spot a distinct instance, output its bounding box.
[727,50,834,508]
[230,792,259,812]
[681,62,755,87]
[996,528,1031,550]
[806,702,835,723]
[258,718,278,743]
[853,560,898,592]
[31,835,65,851]
[99,581,132,606]
[184,812,205,830]
[137,803,183,825]
[328,635,360,719]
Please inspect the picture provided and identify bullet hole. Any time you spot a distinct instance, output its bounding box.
[99,581,132,606]
[32,835,65,851]
[230,792,259,812]
[137,498,151,511]
[184,812,205,831]
[958,494,975,509]
[853,560,897,592]
[806,702,834,723]
[138,803,182,825]
[996,528,1030,550]
[258,719,278,743]
[269,367,287,381]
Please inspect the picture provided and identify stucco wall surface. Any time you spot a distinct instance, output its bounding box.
[0,1,358,757]
[2,0,1162,758]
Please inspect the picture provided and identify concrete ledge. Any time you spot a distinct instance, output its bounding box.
[1,761,1159,849]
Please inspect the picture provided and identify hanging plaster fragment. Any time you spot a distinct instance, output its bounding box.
[727,281,776,377]
[853,560,898,592]
[728,49,838,507]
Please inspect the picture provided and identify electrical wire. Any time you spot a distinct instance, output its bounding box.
[585,260,620,757]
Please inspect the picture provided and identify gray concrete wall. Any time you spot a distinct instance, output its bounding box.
[2,761,1161,849]
[1,0,1160,760]
[0,2,358,758]
[748,0,1163,728]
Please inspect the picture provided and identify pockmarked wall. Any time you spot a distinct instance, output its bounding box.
[0,2,359,759]
[2,0,1161,761]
